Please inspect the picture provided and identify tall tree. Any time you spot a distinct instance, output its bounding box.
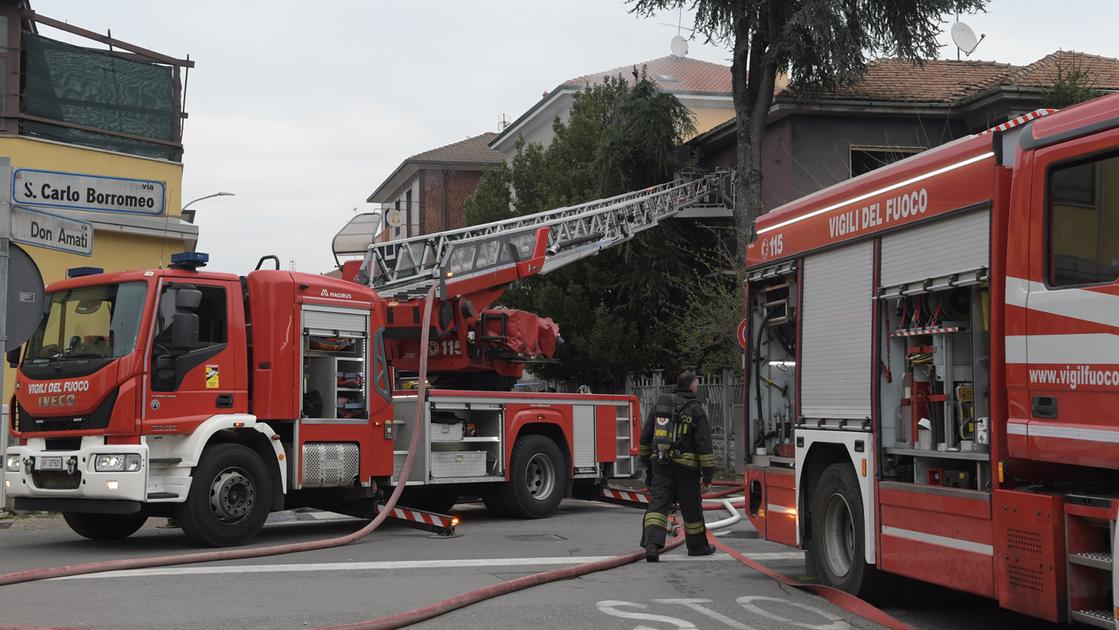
[627,0,987,248]
[465,72,704,391]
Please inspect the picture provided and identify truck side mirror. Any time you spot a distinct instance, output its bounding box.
[170,287,203,351]
[7,348,20,368]
[171,311,199,351]
[175,288,203,310]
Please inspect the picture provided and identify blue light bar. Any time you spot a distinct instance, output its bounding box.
[169,251,209,270]
[67,266,103,278]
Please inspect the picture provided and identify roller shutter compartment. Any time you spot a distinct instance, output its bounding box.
[801,241,873,420]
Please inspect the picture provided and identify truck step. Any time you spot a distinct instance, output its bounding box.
[1068,551,1113,571]
[1069,609,1115,629]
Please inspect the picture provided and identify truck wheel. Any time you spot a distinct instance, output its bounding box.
[500,435,564,518]
[176,443,273,547]
[63,512,148,540]
[807,462,880,597]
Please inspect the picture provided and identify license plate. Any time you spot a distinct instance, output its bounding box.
[38,456,63,471]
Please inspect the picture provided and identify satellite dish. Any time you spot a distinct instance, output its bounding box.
[670,35,688,58]
[950,21,983,56]
[385,207,404,228]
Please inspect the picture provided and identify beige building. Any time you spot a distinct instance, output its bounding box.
[489,55,737,158]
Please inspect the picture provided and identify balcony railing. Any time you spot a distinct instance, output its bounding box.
[0,8,194,161]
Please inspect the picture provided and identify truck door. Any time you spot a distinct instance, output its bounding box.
[1022,134,1119,468]
[144,279,245,433]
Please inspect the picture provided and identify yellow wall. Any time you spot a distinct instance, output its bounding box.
[2,136,189,397]
[690,106,736,138]
[1,136,183,217]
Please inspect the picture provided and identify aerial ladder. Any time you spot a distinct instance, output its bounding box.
[331,171,731,387]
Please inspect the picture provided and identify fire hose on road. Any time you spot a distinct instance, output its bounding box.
[317,489,912,630]
[0,286,440,589]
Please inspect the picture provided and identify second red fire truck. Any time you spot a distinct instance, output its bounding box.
[743,94,1118,626]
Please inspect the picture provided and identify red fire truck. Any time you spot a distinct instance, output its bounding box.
[743,95,1118,626]
[3,174,724,547]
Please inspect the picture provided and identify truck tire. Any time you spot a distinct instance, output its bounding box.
[807,462,881,598]
[63,512,148,540]
[175,443,273,547]
[500,434,564,518]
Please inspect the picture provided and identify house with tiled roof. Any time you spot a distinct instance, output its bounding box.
[696,50,1119,211]
[489,55,741,157]
[367,132,505,240]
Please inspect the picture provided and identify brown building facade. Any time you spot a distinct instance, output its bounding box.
[367,132,505,240]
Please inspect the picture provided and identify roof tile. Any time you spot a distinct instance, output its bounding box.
[564,55,732,95]
[407,132,505,165]
[781,50,1119,106]
[1008,50,1119,90]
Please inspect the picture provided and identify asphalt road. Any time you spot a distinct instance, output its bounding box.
[0,498,1062,630]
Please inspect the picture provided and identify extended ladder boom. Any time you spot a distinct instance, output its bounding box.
[354,171,729,298]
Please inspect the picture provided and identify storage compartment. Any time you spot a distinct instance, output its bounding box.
[879,285,989,456]
[392,396,505,484]
[746,263,798,460]
[430,419,465,442]
[877,212,993,492]
[430,450,487,478]
[300,306,369,421]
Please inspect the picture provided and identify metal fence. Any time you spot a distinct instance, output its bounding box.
[626,370,744,471]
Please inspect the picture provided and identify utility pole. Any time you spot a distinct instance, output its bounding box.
[0,158,11,513]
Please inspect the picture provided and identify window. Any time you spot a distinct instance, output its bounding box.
[850,146,924,177]
[150,284,228,392]
[152,284,227,350]
[24,282,148,363]
[1048,153,1119,286]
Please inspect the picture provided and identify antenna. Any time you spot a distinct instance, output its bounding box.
[658,5,691,57]
[950,20,985,60]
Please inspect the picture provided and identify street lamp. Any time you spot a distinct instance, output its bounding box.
[181,191,235,224]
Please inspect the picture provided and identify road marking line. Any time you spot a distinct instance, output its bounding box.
[56,552,804,581]
[303,511,356,521]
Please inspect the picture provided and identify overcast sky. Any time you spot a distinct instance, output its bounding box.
[35,0,1119,274]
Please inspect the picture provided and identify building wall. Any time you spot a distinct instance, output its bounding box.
[678,98,735,139]
[779,113,969,208]
[697,112,972,212]
[3,136,183,217]
[418,168,484,233]
[496,93,734,160]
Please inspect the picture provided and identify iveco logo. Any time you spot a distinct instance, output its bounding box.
[39,394,77,408]
[320,289,353,300]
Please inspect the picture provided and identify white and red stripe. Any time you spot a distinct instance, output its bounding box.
[387,506,456,530]
[979,108,1056,135]
[601,487,650,504]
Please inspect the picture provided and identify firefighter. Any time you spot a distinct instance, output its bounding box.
[638,370,717,561]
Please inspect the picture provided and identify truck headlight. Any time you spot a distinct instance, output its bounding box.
[94,453,142,472]
[4,454,19,472]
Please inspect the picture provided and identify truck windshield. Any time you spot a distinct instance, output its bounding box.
[24,282,149,363]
